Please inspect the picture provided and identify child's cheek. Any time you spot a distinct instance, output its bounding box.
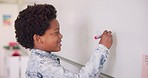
[52,37,58,44]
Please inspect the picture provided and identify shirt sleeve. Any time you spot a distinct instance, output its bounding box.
[39,44,109,78]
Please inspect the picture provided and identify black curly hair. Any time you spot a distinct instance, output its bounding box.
[14,4,57,49]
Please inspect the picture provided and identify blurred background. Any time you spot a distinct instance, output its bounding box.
[0,0,29,78]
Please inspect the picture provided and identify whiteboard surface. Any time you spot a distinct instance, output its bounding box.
[28,0,148,78]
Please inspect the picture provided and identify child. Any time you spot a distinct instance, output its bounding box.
[14,4,113,78]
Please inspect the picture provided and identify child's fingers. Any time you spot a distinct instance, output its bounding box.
[102,30,108,35]
[107,31,112,36]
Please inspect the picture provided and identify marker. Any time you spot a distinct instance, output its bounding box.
[94,31,102,39]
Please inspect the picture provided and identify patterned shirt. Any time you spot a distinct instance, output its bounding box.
[26,44,109,78]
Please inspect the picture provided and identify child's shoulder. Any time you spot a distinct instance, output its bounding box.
[30,49,59,63]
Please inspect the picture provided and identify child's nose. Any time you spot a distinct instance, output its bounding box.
[59,33,63,39]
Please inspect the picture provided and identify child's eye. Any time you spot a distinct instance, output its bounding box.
[54,32,59,35]
[50,31,59,36]
[56,31,59,34]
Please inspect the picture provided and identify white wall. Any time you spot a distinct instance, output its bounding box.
[0,3,18,77]
[26,0,148,78]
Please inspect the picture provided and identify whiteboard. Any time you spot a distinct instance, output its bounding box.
[28,0,148,78]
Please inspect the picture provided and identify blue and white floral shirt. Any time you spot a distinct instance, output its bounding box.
[26,44,109,78]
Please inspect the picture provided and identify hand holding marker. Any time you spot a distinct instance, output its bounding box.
[95,30,113,49]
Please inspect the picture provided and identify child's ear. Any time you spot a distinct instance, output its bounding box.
[33,34,43,43]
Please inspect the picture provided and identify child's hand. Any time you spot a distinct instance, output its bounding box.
[99,30,113,49]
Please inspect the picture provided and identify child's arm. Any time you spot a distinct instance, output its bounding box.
[38,44,109,78]
[79,44,109,78]
[38,30,112,78]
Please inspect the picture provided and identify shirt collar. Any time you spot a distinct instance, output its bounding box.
[31,49,60,64]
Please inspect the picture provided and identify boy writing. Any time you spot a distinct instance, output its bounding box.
[14,4,113,78]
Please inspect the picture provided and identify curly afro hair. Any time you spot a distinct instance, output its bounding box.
[14,4,57,49]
